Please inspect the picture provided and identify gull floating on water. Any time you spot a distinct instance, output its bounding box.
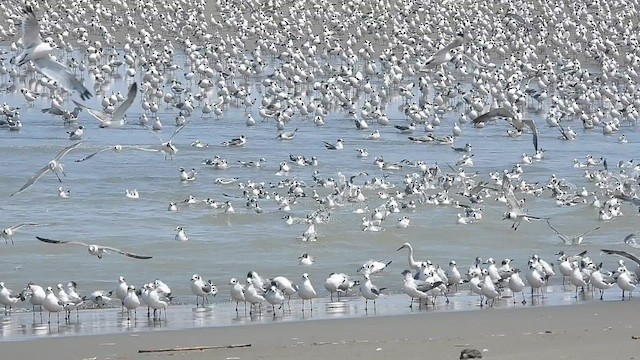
[35,236,153,260]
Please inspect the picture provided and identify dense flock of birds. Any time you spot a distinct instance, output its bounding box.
[0,0,640,325]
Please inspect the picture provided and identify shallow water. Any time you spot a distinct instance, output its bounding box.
[0,46,638,341]
[0,285,632,341]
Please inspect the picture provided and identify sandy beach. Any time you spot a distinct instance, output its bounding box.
[1,300,638,359]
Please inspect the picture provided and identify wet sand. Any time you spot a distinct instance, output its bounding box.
[1,300,638,359]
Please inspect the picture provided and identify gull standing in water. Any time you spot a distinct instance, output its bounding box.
[11,7,92,100]
[35,236,153,259]
[229,278,246,312]
[122,285,141,321]
[12,141,84,196]
[25,283,46,312]
[297,273,317,312]
[43,287,65,323]
[601,249,640,277]
[0,282,24,312]
[190,274,217,307]
[72,82,138,128]
[360,274,385,311]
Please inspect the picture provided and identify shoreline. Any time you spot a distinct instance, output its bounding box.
[0,284,627,342]
[1,300,638,359]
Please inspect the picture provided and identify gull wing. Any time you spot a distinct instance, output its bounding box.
[522,119,538,151]
[72,100,111,124]
[613,194,640,206]
[54,141,84,161]
[370,285,384,295]
[111,82,137,122]
[75,147,112,162]
[101,246,153,260]
[11,164,50,196]
[545,220,570,244]
[33,56,92,100]
[35,236,90,247]
[472,108,514,124]
[145,125,166,144]
[168,123,187,142]
[624,234,639,248]
[501,173,522,211]
[505,13,531,28]
[427,35,464,62]
[576,226,600,238]
[76,145,159,162]
[125,145,160,153]
[21,6,42,49]
[201,282,212,293]
[504,187,524,214]
[601,249,640,266]
[8,223,39,231]
[558,124,569,140]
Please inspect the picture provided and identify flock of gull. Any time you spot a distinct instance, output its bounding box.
[3,243,640,323]
[0,0,640,326]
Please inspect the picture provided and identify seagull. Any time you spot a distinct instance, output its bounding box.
[601,249,640,277]
[74,144,159,162]
[297,273,317,311]
[11,7,92,100]
[1,223,39,244]
[358,259,393,274]
[125,189,139,199]
[35,236,153,259]
[229,278,246,312]
[298,252,315,266]
[360,274,385,311]
[624,234,639,248]
[43,286,65,323]
[502,175,546,230]
[146,123,187,159]
[83,290,111,307]
[472,109,539,151]
[72,82,137,128]
[175,226,188,241]
[12,141,84,196]
[423,33,464,68]
[276,128,298,140]
[222,135,247,147]
[323,139,344,150]
[451,143,472,152]
[67,126,84,140]
[0,282,24,311]
[264,285,285,314]
[545,221,601,245]
[190,274,217,307]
